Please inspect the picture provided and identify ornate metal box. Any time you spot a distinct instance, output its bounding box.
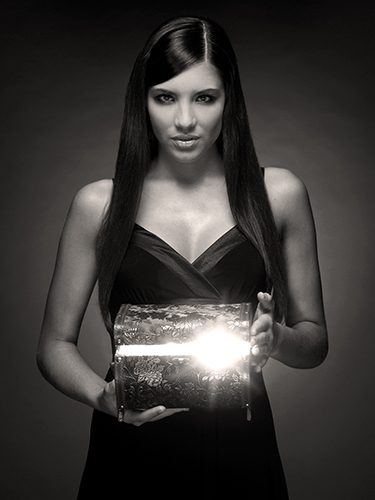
[112,303,253,421]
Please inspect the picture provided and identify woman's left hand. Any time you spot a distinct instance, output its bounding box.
[250,292,278,372]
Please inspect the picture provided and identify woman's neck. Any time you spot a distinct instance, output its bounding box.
[148,146,224,187]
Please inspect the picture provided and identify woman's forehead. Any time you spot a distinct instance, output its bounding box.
[149,62,224,93]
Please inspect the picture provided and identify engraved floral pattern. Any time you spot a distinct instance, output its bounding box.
[134,358,163,387]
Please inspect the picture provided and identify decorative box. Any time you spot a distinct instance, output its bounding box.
[112,303,253,421]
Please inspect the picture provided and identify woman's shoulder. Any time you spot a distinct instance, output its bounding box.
[263,167,310,231]
[264,166,305,194]
[72,179,113,213]
[74,178,113,203]
[67,179,113,232]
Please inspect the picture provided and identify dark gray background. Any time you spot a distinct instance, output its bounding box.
[1,1,374,498]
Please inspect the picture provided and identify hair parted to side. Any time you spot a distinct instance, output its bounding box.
[97,16,287,330]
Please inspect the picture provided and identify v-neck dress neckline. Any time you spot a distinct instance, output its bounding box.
[109,222,267,319]
[133,223,241,267]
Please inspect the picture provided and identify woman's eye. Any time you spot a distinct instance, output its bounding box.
[155,94,174,104]
[196,95,215,103]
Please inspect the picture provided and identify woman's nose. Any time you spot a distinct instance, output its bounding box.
[174,103,196,130]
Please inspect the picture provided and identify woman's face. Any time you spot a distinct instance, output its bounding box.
[147,62,225,164]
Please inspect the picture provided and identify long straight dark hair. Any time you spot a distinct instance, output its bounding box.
[97,16,287,329]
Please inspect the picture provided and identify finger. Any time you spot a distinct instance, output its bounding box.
[149,408,190,422]
[256,292,273,313]
[251,343,270,356]
[251,355,268,372]
[251,330,272,348]
[124,406,166,426]
[251,315,273,337]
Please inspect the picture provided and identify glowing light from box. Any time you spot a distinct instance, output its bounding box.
[117,329,250,370]
[195,330,249,369]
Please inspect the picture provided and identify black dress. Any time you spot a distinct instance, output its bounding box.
[78,225,289,498]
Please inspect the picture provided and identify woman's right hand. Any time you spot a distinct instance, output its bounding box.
[97,380,189,426]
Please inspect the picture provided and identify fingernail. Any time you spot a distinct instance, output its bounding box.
[252,346,260,356]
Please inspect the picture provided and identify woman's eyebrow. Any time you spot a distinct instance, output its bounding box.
[149,87,222,95]
[149,87,173,93]
[195,88,222,94]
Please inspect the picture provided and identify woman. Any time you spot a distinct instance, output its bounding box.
[37,16,327,498]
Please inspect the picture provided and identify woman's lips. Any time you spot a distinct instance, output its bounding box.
[171,136,200,149]
[174,139,197,148]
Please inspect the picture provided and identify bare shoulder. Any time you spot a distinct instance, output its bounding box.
[73,179,112,212]
[63,179,113,241]
[263,167,311,232]
[264,167,307,201]
[70,179,112,221]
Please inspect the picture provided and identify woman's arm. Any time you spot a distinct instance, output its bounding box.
[37,180,113,409]
[37,180,185,424]
[251,167,328,370]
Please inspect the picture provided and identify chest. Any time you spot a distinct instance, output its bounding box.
[136,183,236,263]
